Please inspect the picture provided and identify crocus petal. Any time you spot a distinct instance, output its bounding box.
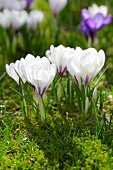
[93,49,105,77]
[67,57,81,88]
[88,4,108,18]
[6,63,19,84]
[81,9,90,21]
[79,23,89,38]
[88,3,99,17]
[94,13,104,30]
[85,18,96,30]
[104,14,112,26]
[99,5,108,17]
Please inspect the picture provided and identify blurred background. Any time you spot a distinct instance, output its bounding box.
[0,0,113,84]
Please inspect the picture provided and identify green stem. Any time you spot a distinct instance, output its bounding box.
[21,83,27,115]
[57,82,61,102]
[38,94,45,122]
[33,88,38,105]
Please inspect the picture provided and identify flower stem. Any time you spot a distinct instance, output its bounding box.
[57,82,61,102]
[38,94,45,122]
[33,88,38,105]
[21,83,27,116]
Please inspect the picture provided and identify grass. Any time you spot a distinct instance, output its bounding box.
[0,0,113,169]
[0,108,113,169]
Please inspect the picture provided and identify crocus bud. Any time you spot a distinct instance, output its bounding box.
[27,10,44,30]
[49,0,68,17]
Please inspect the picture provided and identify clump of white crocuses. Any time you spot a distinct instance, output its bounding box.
[0,0,34,10]
[6,46,105,121]
[67,47,105,114]
[0,9,44,31]
[46,45,105,115]
[0,8,44,57]
[6,54,56,121]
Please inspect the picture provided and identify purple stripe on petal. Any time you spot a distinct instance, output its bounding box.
[59,65,66,78]
[54,9,58,18]
[85,76,89,87]
[41,87,47,97]
[65,67,68,77]
[74,75,78,85]
[38,86,41,96]
[38,86,47,97]
[59,65,63,77]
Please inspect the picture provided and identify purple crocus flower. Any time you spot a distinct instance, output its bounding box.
[80,4,112,41]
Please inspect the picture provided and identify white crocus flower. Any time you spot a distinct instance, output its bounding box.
[30,57,56,97]
[6,60,26,84]
[46,45,73,77]
[19,54,40,84]
[19,54,56,97]
[31,57,56,121]
[19,55,56,121]
[0,9,11,29]
[11,10,28,30]
[88,3,108,17]
[27,10,44,30]
[31,60,56,121]
[67,47,105,88]
[32,62,56,97]
[49,0,68,17]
